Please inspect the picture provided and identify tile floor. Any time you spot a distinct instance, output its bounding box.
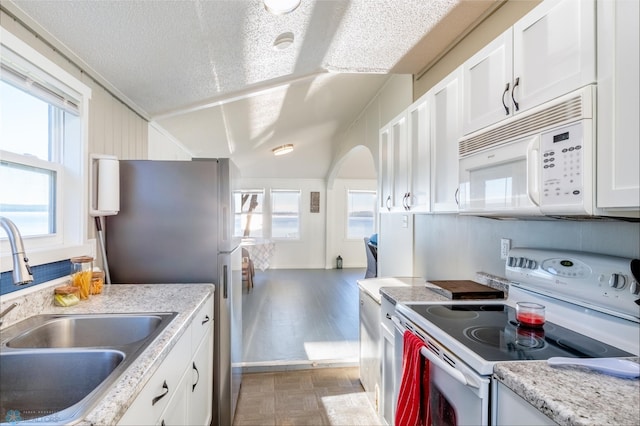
[233,366,383,426]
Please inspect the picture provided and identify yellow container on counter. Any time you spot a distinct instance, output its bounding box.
[91,270,105,295]
[70,256,93,300]
[54,285,80,307]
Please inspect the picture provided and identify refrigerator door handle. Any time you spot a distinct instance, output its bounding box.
[223,264,228,299]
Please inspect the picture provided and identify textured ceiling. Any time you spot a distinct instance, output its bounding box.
[6,0,498,178]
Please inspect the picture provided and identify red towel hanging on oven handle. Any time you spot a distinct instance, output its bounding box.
[396,331,431,426]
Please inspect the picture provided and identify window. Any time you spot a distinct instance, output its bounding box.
[271,190,300,239]
[1,29,91,271]
[233,190,264,237]
[347,190,376,239]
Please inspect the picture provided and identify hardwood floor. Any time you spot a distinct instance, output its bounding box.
[235,269,383,426]
[241,268,363,368]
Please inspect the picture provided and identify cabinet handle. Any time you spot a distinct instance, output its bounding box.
[192,361,200,392]
[385,195,391,211]
[511,77,520,112]
[386,313,391,319]
[152,380,169,405]
[501,82,510,115]
[202,314,210,325]
[454,187,460,206]
[403,192,409,210]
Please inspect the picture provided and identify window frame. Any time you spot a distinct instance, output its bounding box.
[270,189,301,240]
[345,189,377,240]
[233,189,265,238]
[1,28,92,274]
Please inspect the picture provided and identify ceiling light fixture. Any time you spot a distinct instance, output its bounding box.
[273,32,295,50]
[272,144,294,156]
[264,0,301,15]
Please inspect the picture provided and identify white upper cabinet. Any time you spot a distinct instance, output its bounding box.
[379,98,431,213]
[430,68,462,213]
[463,0,595,135]
[391,113,410,210]
[596,0,640,211]
[379,124,393,211]
[462,30,513,136]
[406,96,431,212]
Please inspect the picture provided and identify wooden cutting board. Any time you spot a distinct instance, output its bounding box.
[428,280,505,300]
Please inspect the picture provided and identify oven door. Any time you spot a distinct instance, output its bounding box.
[393,315,491,426]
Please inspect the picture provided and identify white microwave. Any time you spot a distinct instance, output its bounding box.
[458,86,596,217]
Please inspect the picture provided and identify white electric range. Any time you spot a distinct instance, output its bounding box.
[393,248,640,425]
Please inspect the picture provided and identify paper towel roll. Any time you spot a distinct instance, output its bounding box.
[96,158,120,214]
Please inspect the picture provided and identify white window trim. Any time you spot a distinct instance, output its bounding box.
[270,189,301,241]
[345,189,377,241]
[1,27,93,273]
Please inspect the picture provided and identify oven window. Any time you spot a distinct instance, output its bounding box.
[431,386,457,426]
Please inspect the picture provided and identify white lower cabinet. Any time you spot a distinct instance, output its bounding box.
[493,380,555,426]
[380,296,397,425]
[119,295,214,426]
[359,289,381,413]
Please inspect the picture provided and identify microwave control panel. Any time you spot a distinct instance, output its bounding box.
[540,122,585,208]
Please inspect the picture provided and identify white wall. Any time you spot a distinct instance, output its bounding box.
[326,179,377,269]
[414,214,640,281]
[148,123,192,160]
[237,178,326,269]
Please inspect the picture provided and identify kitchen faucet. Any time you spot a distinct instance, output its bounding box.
[0,216,34,285]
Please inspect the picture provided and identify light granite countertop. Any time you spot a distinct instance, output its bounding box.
[494,359,640,426]
[0,282,214,425]
[357,276,427,304]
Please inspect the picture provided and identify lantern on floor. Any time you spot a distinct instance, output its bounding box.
[336,255,343,269]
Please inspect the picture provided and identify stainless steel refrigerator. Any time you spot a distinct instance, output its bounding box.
[105,159,242,426]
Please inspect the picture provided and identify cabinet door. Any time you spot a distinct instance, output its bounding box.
[379,125,393,211]
[462,29,513,135]
[159,370,190,426]
[513,0,595,113]
[359,289,381,412]
[430,68,462,213]
[407,96,430,212]
[493,381,555,425]
[390,112,409,209]
[189,333,214,426]
[596,0,640,210]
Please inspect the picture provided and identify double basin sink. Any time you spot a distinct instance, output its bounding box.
[0,312,177,424]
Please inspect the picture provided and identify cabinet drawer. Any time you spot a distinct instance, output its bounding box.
[191,295,214,354]
[118,323,191,425]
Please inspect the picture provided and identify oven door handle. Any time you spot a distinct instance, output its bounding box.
[393,315,479,389]
[419,346,477,388]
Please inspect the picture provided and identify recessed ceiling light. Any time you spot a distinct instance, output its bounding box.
[272,144,294,156]
[264,0,301,15]
[273,32,295,50]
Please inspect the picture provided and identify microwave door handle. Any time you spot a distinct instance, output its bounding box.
[526,136,541,206]
[419,346,478,389]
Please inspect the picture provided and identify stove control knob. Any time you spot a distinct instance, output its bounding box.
[608,273,626,289]
[517,257,526,268]
[527,260,537,269]
[630,281,640,295]
[508,256,518,267]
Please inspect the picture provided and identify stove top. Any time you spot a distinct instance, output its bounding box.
[399,302,634,366]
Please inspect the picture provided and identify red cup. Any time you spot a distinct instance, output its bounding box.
[516,302,545,328]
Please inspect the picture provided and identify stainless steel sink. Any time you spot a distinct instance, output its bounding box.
[0,312,177,424]
[0,350,124,423]
[6,314,169,348]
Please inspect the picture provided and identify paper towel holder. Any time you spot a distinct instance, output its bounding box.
[89,154,120,217]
